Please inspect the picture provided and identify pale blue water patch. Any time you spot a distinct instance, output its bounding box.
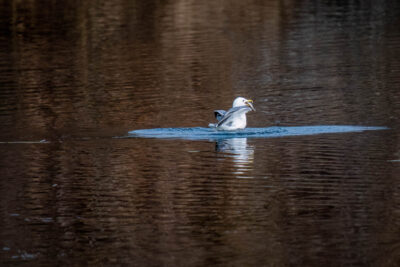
[0,140,49,144]
[127,125,387,141]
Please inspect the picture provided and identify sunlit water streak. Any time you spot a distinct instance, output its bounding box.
[127,125,388,140]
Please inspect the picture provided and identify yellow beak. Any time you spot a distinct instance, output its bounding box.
[245,99,256,111]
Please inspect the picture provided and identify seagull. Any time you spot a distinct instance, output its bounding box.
[209,97,256,130]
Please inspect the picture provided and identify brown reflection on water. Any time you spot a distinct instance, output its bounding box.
[2,0,398,139]
[1,0,400,266]
[1,132,399,266]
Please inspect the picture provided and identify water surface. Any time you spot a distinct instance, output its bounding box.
[128,125,388,140]
[0,0,400,266]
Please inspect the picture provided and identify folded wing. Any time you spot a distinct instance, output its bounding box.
[216,106,251,127]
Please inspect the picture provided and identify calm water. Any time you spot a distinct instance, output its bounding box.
[1,0,400,266]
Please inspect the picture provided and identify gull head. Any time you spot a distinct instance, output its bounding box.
[232,97,256,111]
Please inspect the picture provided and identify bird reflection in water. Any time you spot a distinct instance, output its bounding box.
[215,138,254,178]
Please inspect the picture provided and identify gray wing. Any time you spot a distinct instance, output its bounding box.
[216,106,251,127]
[214,110,227,121]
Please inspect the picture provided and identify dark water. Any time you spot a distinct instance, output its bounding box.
[1,0,400,266]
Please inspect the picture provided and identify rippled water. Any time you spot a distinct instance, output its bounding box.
[128,126,388,140]
[1,0,400,266]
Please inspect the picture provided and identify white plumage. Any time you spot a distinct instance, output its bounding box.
[209,97,256,130]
